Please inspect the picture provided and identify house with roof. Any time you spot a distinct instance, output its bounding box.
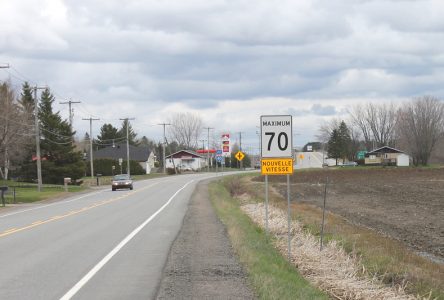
[364,146,410,167]
[88,143,156,174]
[165,150,206,171]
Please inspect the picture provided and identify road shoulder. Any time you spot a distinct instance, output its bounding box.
[155,179,256,299]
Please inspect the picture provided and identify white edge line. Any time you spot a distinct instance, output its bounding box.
[0,177,174,219]
[0,191,104,219]
[59,179,194,300]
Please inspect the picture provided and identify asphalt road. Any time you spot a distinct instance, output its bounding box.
[294,151,325,169]
[0,173,225,299]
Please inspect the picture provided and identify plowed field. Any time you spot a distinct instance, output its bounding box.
[262,168,444,261]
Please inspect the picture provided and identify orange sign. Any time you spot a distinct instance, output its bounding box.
[261,158,293,175]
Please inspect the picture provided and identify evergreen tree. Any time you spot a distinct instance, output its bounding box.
[19,82,34,114]
[118,119,138,146]
[327,121,353,165]
[338,121,352,161]
[327,129,341,166]
[37,88,84,183]
[139,136,156,149]
[96,123,120,149]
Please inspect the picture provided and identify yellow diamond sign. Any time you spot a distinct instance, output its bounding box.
[235,151,245,161]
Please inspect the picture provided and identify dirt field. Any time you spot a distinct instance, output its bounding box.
[261,167,444,261]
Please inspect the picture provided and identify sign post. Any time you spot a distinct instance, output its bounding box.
[260,115,293,260]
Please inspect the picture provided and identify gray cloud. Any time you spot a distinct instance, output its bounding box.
[1,0,443,145]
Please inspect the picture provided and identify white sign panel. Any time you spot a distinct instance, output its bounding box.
[261,115,293,158]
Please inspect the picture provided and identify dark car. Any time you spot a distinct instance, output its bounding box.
[111,174,133,191]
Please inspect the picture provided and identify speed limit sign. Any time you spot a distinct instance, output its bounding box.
[261,115,293,158]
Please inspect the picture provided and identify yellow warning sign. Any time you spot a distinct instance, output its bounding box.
[235,151,245,161]
[261,158,293,175]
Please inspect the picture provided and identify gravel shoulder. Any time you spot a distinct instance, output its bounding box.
[155,180,256,299]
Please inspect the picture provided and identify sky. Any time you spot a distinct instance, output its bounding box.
[1,0,443,153]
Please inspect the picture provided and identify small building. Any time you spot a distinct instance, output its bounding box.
[165,150,206,171]
[89,143,155,174]
[364,146,410,167]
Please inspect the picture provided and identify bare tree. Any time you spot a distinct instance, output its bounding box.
[316,118,341,144]
[349,103,397,150]
[168,112,203,149]
[0,81,31,179]
[397,96,444,166]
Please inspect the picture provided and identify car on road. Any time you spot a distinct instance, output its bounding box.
[111,174,133,191]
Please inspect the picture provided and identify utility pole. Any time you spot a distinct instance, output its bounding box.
[204,127,213,172]
[83,117,100,178]
[158,123,171,174]
[121,118,135,176]
[237,131,244,169]
[59,99,81,127]
[33,86,47,192]
[199,139,206,170]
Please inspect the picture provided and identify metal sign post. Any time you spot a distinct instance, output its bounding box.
[320,176,328,251]
[260,115,293,260]
[265,174,269,233]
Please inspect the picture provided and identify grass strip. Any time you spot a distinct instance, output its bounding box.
[209,178,327,300]
[1,184,85,204]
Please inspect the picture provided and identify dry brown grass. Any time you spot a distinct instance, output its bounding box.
[242,177,444,299]
[243,203,418,300]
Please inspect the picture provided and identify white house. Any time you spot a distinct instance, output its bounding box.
[365,146,410,167]
[165,150,206,171]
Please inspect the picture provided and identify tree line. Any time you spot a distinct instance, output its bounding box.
[1,81,250,182]
[0,81,84,183]
[319,96,444,166]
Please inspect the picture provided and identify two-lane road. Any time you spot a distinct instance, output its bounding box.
[0,173,222,299]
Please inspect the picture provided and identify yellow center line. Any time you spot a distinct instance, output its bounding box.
[0,182,159,239]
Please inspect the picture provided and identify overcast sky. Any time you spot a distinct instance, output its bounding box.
[1,0,443,151]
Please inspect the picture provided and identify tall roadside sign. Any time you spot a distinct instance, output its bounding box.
[221,133,230,156]
[260,115,293,174]
[260,115,293,260]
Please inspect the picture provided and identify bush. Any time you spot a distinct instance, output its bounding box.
[224,176,243,197]
[166,167,181,175]
[356,159,365,166]
[86,158,145,176]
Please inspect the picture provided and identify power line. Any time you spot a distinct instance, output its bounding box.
[59,100,81,127]
[11,66,35,84]
[0,114,35,127]
[43,137,73,145]
[93,136,127,143]
[40,127,74,140]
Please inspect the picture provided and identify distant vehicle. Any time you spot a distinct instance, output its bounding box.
[341,161,358,167]
[111,174,133,191]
